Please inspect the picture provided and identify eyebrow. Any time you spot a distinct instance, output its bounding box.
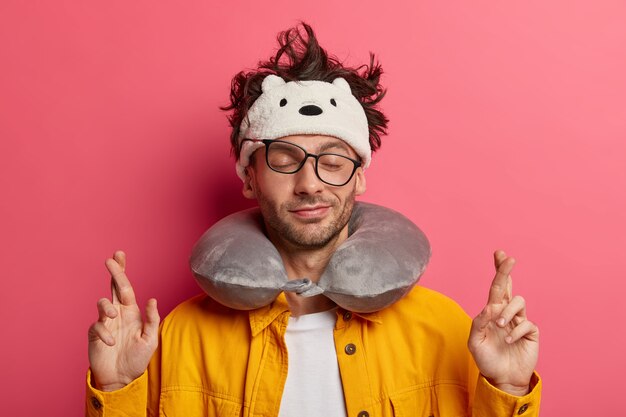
[318,140,352,154]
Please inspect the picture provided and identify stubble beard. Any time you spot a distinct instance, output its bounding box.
[257,190,356,250]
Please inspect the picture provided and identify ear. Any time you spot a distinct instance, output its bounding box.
[241,167,257,200]
[262,74,286,93]
[332,77,352,94]
[354,169,367,196]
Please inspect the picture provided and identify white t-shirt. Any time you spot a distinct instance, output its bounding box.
[278,308,347,417]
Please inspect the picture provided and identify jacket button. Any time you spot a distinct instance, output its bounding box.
[91,396,102,410]
[343,311,352,321]
[345,343,357,355]
[357,411,369,417]
[518,403,529,414]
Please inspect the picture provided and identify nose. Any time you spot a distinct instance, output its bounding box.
[293,157,324,195]
[299,105,323,116]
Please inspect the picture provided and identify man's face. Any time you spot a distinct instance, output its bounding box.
[242,135,366,250]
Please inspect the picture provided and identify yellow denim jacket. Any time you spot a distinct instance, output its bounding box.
[86,286,541,417]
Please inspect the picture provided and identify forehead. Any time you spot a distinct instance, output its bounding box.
[278,134,357,156]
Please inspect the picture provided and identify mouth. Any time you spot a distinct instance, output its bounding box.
[288,205,331,219]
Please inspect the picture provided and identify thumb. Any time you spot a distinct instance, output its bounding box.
[468,308,491,348]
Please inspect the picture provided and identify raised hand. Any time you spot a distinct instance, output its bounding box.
[468,250,539,396]
[87,251,160,391]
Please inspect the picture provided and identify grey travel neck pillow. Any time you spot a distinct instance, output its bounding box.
[189,202,431,313]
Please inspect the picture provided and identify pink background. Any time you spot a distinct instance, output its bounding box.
[1,1,625,415]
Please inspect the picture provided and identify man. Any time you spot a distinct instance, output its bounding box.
[87,23,541,416]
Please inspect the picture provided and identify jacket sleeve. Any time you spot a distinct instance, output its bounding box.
[471,371,542,417]
[85,369,149,417]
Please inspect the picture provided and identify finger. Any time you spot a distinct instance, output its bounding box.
[113,250,126,271]
[142,298,160,343]
[496,295,526,327]
[471,306,492,333]
[487,256,515,305]
[88,321,116,346]
[106,257,137,306]
[494,251,513,299]
[494,250,506,268]
[109,250,126,304]
[468,306,494,351]
[97,298,118,322]
[506,275,513,301]
[505,319,539,344]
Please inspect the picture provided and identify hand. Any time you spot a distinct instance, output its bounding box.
[87,251,160,391]
[468,250,539,396]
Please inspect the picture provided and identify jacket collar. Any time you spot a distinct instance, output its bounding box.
[249,292,290,337]
[248,293,382,337]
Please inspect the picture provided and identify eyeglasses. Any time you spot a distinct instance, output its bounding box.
[242,139,362,186]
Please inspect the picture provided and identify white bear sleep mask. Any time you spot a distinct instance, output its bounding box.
[236,75,371,181]
[189,202,431,313]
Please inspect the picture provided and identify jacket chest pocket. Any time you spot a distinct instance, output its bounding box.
[160,389,242,417]
[390,384,469,417]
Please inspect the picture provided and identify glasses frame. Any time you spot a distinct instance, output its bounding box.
[242,138,362,186]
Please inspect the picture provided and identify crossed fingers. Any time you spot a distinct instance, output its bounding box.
[89,251,137,346]
[107,251,137,306]
[487,250,537,344]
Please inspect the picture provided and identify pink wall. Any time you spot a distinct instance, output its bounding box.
[1,1,625,415]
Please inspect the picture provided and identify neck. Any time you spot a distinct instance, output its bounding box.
[268,227,348,317]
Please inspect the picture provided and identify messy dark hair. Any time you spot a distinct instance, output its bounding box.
[221,22,389,160]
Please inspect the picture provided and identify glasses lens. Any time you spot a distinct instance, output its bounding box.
[317,154,355,185]
[267,141,306,173]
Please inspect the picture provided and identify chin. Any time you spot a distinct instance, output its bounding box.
[284,220,347,248]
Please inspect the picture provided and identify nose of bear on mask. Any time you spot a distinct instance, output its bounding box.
[299,104,323,116]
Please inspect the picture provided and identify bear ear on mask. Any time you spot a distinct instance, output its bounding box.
[261,74,287,92]
[189,202,431,313]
